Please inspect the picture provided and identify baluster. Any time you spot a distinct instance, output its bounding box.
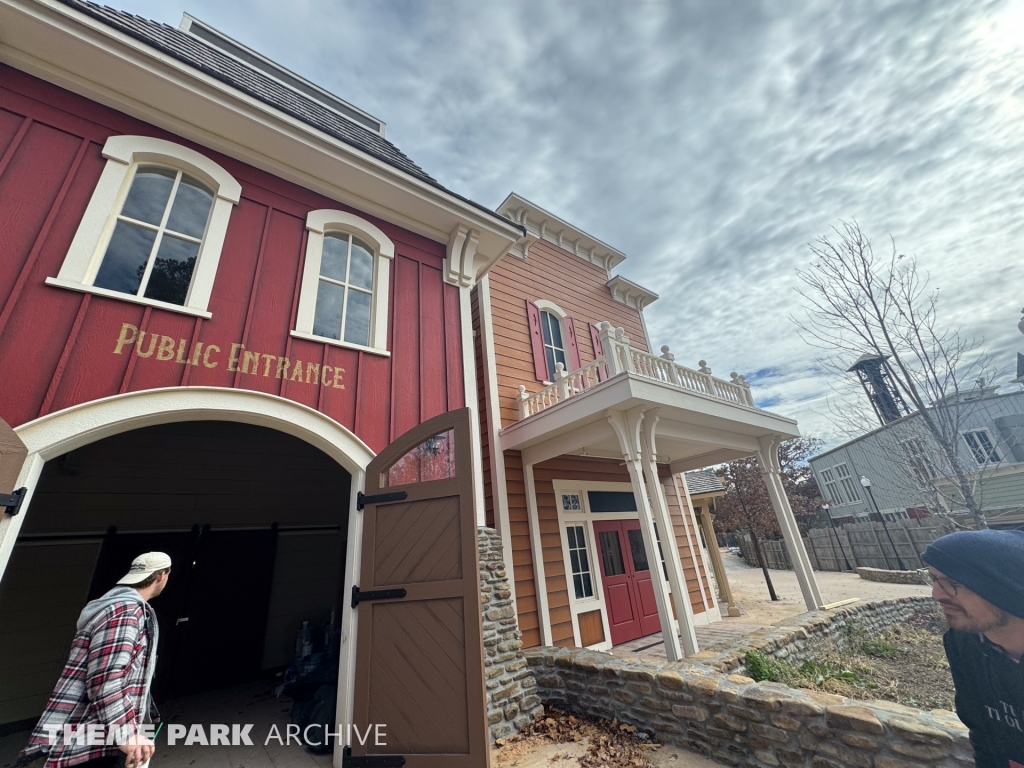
[698,360,716,396]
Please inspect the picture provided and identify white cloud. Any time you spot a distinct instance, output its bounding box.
[118,0,1024,446]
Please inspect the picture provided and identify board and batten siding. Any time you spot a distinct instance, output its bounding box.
[0,67,464,451]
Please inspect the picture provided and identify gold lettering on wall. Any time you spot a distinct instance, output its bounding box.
[110,329,343,388]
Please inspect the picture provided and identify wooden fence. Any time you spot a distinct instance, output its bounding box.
[738,518,957,572]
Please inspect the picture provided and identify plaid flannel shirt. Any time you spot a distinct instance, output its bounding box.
[22,600,156,768]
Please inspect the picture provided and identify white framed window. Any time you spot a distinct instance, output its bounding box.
[292,210,394,356]
[566,524,595,600]
[47,135,241,317]
[902,438,939,483]
[540,310,568,379]
[833,463,861,504]
[963,430,1001,466]
[819,467,843,505]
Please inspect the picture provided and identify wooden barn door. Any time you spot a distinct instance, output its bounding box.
[348,407,488,768]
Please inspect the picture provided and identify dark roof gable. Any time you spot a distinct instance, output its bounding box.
[59,0,436,185]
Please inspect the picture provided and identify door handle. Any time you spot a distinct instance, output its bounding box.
[176,617,189,625]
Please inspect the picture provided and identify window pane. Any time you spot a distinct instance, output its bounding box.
[573,575,585,600]
[94,220,157,295]
[582,573,593,598]
[566,526,577,548]
[320,234,349,282]
[344,289,372,346]
[587,491,638,513]
[627,529,650,572]
[570,550,580,573]
[144,235,199,305]
[383,429,455,486]
[121,166,176,225]
[578,548,590,573]
[349,238,374,289]
[312,279,345,340]
[554,347,567,369]
[548,314,563,348]
[545,347,557,380]
[165,175,214,238]
[541,312,553,344]
[599,531,625,576]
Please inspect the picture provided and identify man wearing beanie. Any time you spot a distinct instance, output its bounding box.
[922,529,1024,768]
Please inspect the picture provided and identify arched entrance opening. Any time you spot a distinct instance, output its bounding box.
[0,419,352,741]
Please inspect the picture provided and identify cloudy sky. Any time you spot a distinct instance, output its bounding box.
[116,0,1024,444]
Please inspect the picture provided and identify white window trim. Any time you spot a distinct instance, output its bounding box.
[292,209,394,357]
[47,135,241,318]
[962,429,1003,466]
[552,479,686,651]
[832,462,861,505]
[533,299,570,383]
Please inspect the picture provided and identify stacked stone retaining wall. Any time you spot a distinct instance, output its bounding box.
[478,527,544,742]
[857,567,931,585]
[525,597,972,766]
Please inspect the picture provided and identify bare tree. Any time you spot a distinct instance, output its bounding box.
[793,221,1004,529]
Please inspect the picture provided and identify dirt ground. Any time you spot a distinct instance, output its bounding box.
[721,550,933,625]
[750,605,956,711]
[491,710,720,768]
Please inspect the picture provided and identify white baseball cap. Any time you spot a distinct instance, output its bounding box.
[117,552,172,585]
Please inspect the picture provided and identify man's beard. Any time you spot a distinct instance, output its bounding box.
[940,601,1010,633]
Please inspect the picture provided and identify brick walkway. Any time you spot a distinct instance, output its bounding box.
[611,619,764,661]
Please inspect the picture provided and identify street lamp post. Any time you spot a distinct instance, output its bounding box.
[823,503,852,571]
[860,476,906,571]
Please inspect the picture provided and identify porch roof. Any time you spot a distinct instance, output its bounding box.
[499,370,799,471]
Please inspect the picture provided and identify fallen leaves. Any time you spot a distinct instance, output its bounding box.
[500,707,660,767]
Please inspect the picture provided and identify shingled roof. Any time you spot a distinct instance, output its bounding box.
[685,469,725,496]
[58,1,439,188]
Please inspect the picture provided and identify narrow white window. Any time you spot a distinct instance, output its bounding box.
[963,430,1001,465]
[820,468,842,505]
[833,463,861,504]
[540,310,567,379]
[293,210,394,355]
[566,524,594,600]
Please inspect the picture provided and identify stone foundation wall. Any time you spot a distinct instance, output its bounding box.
[857,567,930,585]
[525,597,972,766]
[478,527,544,742]
[712,598,936,672]
[527,645,972,767]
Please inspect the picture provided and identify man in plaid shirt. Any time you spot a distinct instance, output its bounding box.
[21,553,170,768]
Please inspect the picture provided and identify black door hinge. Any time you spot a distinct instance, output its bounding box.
[351,585,407,609]
[1,488,26,516]
[357,491,408,510]
[341,745,405,767]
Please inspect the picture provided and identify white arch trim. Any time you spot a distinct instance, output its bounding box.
[0,386,374,579]
[533,299,568,319]
[103,135,242,202]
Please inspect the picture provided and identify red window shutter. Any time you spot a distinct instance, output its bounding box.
[564,317,582,371]
[590,323,605,358]
[526,300,548,381]
[590,323,606,381]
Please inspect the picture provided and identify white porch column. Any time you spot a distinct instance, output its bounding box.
[607,407,683,662]
[524,462,553,645]
[757,434,824,611]
[638,410,699,656]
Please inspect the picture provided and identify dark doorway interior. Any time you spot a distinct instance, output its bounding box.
[0,420,351,728]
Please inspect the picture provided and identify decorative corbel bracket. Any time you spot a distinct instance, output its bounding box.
[445,224,481,287]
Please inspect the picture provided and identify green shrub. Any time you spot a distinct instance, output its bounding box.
[744,650,783,682]
[860,637,898,659]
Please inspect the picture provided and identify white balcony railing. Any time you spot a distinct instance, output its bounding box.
[517,321,756,419]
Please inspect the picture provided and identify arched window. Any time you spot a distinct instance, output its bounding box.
[293,210,394,355]
[526,300,582,382]
[540,310,567,379]
[49,135,241,317]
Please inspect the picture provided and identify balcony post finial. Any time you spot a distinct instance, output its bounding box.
[555,362,570,401]
[517,384,530,418]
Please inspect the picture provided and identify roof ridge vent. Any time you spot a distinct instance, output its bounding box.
[178,13,385,137]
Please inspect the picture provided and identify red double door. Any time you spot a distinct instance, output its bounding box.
[592,519,662,645]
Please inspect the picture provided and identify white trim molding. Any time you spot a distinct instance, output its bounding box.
[51,135,240,316]
[295,209,394,353]
[607,275,658,311]
[497,192,626,273]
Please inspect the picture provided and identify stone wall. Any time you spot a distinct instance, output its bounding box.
[525,597,974,766]
[857,567,930,585]
[711,598,936,672]
[478,527,544,742]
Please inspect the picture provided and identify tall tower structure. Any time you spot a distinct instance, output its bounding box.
[848,353,911,426]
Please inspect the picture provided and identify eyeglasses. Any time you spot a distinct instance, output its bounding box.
[922,572,963,597]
